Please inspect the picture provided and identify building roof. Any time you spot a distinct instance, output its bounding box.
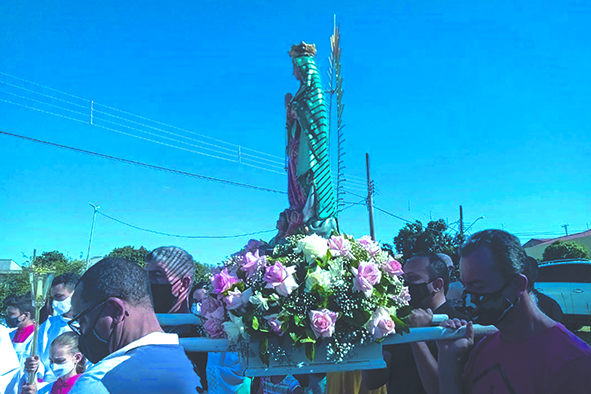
[523,229,591,249]
[0,259,22,273]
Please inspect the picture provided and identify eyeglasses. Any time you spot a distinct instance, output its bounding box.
[68,298,116,336]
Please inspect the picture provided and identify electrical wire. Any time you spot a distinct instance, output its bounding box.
[0,130,288,195]
[0,70,368,181]
[373,205,412,223]
[97,210,276,239]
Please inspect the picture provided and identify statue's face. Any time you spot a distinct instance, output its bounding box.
[277,216,288,231]
[293,63,302,82]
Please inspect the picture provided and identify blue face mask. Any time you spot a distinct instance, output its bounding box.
[191,303,201,315]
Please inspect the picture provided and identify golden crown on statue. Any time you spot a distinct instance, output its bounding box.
[288,41,317,58]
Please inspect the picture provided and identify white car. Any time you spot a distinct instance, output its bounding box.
[535,259,591,329]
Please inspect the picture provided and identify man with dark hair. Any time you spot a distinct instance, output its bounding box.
[5,293,45,386]
[68,257,201,393]
[438,229,591,393]
[35,272,81,383]
[364,252,467,394]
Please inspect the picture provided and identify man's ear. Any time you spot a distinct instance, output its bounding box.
[181,277,192,292]
[105,297,127,324]
[432,278,445,293]
[513,274,528,294]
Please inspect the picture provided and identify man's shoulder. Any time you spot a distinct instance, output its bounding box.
[545,324,591,356]
[435,301,469,320]
[102,344,201,393]
[70,372,110,394]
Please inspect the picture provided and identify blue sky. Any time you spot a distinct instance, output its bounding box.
[1,1,590,266]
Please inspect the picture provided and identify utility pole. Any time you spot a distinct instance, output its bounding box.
[86,203,100,268]
[366,153,376,241]
[561,224,569,236]
[459,205,464,236]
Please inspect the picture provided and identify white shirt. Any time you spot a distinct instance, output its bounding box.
[0,325,20,394]
[37,314,73,383]
[9,326,45,390]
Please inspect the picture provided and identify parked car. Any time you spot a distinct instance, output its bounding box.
[535,259,591,330]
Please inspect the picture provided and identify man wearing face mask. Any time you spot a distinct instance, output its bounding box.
[145,246,208,392]
[438,230,591,394]
[363,253,467,394]
[5,294,45,390]
[68,257,201,393]
[36,273,80,384]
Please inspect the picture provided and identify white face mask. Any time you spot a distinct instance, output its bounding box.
[50,359,76,378]
[52,297,72,316]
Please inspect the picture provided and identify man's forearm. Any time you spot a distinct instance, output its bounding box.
[438,353,464,394]
[410,342,439,394]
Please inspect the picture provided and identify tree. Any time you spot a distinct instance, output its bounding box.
[388,219,462,280]
[193,262,212,284]
[108,246,150,267]
[392,219,456,262]
[32,251,85,276]
[0,251,85,314]
[542,240,590,262]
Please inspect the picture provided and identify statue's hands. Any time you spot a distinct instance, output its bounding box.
[285,93,293,107]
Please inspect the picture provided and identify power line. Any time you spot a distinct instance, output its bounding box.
[97,210,275,239]
[0,130,287,195]
[373,205,412,223]
[0,70,369,183]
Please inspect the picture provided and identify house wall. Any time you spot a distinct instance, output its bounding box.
[525,234,591,260]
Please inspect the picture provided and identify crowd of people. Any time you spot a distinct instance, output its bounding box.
[1,229,590,394]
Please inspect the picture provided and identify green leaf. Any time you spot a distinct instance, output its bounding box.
[252,316,259,330]
[305,342,316,361]
[294,315,305,327]
[290,332,301,344]
[300,337,316,344]
[259,337,269,367]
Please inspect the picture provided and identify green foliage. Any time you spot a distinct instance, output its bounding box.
[542,240,590,261]
[392,219,456,262]
[193,261,212,284]
[1,251,86,315]
[389,219,463,281]
[107,246,149,267]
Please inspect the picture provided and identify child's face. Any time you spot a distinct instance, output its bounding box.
[49,346,80,367]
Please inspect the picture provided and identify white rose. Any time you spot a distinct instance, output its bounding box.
[295,234,329,263]
[223,314,250,342]
[305,266,332,292]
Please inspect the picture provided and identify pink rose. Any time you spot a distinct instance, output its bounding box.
[204,318,227,339]
[309,309,338,339]
[222,288,252,311]
[264,262,298,297]
[265,315,285,336]
[367,307,396,339]
[212,268,240,295]
[382,256,403,276]
[357,235,381,257]
[328,235,353,259]
[241,250,266,278]
[352,261,382,297]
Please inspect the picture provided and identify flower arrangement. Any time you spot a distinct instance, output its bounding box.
[202,233,409,365]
